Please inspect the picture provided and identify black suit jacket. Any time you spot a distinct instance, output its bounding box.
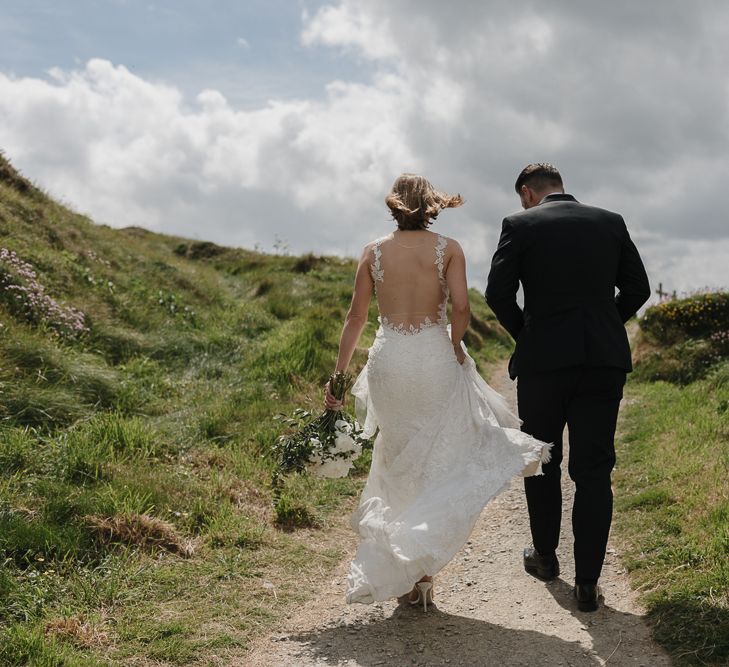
[485,194,651,379]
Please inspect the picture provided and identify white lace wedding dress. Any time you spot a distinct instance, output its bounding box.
[345,233,550,604]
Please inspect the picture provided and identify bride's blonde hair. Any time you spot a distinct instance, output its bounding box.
[385,173,464,230]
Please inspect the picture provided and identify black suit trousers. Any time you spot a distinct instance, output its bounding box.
[517,366,626,584]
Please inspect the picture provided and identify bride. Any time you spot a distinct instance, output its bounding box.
[324,173,550,611]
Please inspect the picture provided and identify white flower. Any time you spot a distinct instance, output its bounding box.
[334,419,353,434]
[306,433,362,478]
[309,457,353,478]
[334,432,361,456]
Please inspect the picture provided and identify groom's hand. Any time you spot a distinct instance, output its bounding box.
[324,380,344,410]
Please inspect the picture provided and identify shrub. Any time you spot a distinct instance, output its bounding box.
[173,240,226,260]
[710,329,729,356]
[636,291,729,384]
[640,291,729,344]
[292,253,320,274]
[0,153,36,195]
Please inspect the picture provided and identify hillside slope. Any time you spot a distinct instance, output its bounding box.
[0,153,512,665]
[612,293,729,666]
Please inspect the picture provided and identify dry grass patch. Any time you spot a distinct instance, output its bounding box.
[85,513,195,557]
[188,447,228,472]
[44,614,109,648]
[226,478,273,521]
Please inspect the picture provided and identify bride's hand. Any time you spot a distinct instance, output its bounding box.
[324,380,344,410]
[453,343,466,365]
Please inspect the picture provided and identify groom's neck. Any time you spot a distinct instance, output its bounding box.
[523,187,564,209]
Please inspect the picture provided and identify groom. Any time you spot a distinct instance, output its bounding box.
[485,163,650,611]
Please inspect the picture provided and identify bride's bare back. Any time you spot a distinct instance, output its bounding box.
[368,230,450,335]
[329,225,469,379]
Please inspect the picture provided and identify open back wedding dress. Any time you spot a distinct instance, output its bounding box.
[346,232,550,604]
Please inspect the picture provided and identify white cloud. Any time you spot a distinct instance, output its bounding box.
[301,3,398,60]
[0,58,415,254]
[301,0,729,291]
[236,37,249,49]
[1,1,728,296]
[635,232,729,297]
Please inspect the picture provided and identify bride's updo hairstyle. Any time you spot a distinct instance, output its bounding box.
[385,173,463,230]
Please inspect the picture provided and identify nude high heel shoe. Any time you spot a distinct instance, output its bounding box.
[409,581,434,611]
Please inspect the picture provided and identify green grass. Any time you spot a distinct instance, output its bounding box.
[614,365,729,666]
[0,153,512,664]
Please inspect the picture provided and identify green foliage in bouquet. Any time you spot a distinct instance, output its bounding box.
[273,407,325,472]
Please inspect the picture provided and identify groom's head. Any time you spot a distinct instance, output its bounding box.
[515,163,564,209]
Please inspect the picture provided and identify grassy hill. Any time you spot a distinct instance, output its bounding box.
[0,153,512,665]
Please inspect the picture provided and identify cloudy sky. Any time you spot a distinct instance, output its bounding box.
[1,0,727,295]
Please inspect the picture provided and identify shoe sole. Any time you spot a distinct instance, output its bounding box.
[524,563,560,581]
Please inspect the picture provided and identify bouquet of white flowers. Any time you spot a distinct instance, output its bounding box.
[272,371,368,479]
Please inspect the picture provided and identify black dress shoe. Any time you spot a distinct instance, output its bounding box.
[523,548,560,580]
[574,583,601,612]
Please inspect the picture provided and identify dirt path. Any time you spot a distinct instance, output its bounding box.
[243,361,672,667]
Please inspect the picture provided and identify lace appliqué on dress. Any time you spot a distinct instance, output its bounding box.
[435,234,449,326]
[380,314,434,335]
[369,240,385,284]
[434,234,447,277]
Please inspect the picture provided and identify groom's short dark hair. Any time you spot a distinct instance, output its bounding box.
[515,163,563,194]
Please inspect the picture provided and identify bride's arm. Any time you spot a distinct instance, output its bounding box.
[331,245,374,376]
[325,246,373,408]
[445,241,470,363]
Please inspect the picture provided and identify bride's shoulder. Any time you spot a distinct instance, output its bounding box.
[363,234,392,250]
[433,233,463,254]
[358,235,391,261]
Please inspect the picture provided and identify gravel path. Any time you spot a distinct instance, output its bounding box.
[244,361,672,667]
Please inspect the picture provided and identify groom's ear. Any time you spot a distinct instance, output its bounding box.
[518,185,530,209]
